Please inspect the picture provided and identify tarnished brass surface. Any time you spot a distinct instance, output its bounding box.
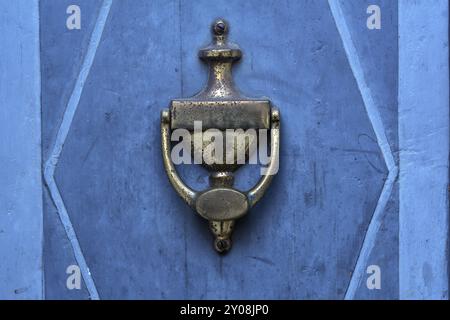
[161,19,280,253]
[171,100,271,130]
[196,188,249,221]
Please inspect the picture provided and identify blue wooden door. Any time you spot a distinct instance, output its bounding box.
[33,0,444,300]
[0,0,447,301]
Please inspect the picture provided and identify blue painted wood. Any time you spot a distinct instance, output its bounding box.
[330,0,399,300]
[0,0,43,299]
[41,0,104,300]
[40,0,402,299]
[399,0,449,300]
[2,0,446,301]
[43,0,112,300]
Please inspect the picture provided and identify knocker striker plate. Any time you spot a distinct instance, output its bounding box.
[161,19,280,253]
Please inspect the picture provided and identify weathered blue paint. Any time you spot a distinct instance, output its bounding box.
[40,0,103,300]
[335,0,400,300]
[1,0,446,301]
[0,0,42,299]
[43,0,112,300]
[41,0,400,299]
[329,0,399,300]
[399,0,449,300]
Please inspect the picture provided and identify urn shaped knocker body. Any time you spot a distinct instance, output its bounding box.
[161,19,280,253]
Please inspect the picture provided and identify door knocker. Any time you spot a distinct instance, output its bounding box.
[161,19,280,253]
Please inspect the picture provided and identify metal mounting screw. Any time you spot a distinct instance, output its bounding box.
[215,238,231,253]
[213,19,228,37]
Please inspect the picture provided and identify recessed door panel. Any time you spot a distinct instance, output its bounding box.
[41,0,398,299]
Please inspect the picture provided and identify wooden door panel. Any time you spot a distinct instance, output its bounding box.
[41,0,398,299]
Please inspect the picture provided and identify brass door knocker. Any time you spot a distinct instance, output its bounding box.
[161,19,280,253]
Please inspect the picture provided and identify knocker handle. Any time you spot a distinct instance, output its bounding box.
[246,107,280,207]
[161,109,197,208]
[160,107,280,210]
